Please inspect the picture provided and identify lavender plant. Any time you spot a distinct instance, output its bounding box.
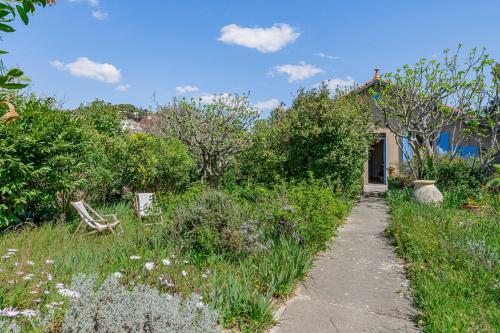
[62,274,219,333]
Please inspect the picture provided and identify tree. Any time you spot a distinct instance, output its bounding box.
[153,94,258,187]
[373,46,497,179]
[242,85,374,195]
[73,100,124,137]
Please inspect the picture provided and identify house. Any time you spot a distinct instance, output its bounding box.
[357,68,498,185]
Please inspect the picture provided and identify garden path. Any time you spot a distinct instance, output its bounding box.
[270,184,420,332]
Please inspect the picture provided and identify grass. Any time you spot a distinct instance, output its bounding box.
[387,190,499,333]
[0,183,348,332]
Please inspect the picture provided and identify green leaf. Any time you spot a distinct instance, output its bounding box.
[16,5,29,25]
[0,83,28,89]
[6,68,24,78]
[0,23,15,32]
[0,9,10,18]
[23,0,31,12]
[0,50,8,55]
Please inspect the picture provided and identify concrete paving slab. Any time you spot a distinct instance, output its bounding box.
[270,185,419,333]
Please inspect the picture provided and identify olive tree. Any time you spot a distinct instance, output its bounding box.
[373,46,497,179]
[153,94,258,187]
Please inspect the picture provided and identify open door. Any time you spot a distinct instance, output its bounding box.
[368,134,386,184]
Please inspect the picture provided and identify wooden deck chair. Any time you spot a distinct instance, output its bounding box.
[71,201,123,236]
[134,192,163,225]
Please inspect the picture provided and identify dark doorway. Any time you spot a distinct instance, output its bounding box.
[368,135,386,184]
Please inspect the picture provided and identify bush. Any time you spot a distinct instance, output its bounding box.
[63,274,219,333]
[241,86,374,196]
[170,190,266,257]
[0,97,90,226]
[123,133,195,192]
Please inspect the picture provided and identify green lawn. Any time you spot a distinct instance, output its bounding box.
[0,183,348,332]
[387,191,499,333]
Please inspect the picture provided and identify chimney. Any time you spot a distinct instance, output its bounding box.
[374,66,380,80]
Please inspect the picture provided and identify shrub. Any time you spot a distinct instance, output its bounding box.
[170,190,266,257]
[0,97,90,226]
[241,86,374,196]
[62,274,219,333]
[122,134,195,192]
[73,100,124,137]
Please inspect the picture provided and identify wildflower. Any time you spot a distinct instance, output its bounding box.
[46,273,53,281]
[7,249,17,253]
[26,261,35,266]
[113,272,123,278]
[201,273,208,279]
[15,271,24,276]
[34,298,43,303]
[129,255,141,260]
[58,288,80,298]
[45,259,55,265]
[0,268,3,273]
[171,254,176,259]
[7,280,14,285]
[20,309,38,318]
[13,262,20,267]
[9,322,17,331]
[144,262,155,271]
[161,258,171,266]
[196,301,204,309]
[55,283,65,289]
[23,274,34,280]
[44,290,50,295]
[159,276,175,287]
[1,307,19,318]
[30,290,38,295]
[181,270,188,277]
[2,255,10,259]
[183,260,189,264]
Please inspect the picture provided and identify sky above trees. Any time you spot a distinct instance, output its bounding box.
[3,0,500,114]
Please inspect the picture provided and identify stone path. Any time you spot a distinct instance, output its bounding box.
[270,185,419,333]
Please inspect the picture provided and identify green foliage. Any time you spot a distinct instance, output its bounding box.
[0,96,195,227]
[387,192,499,332]
[123,133,195,192]
[170,190,265,258]
[242,86,373,196]
[74,100,124,137]
[0,97,89,226]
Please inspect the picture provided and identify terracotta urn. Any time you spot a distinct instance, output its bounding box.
[412,180,443,204]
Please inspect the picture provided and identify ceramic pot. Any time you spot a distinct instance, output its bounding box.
[412,180,443,204]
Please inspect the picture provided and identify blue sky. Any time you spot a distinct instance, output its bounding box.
[3,0,500,113]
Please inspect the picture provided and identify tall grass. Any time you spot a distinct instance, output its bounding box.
[0,182,349,332]
[387,191,499,332]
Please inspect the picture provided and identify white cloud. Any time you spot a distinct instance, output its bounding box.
[255,99,281,111]
[218,23,299,53]
[320,76,356,91]
[68,0,99,6]
[49,60,65,71]
[198,93,230,104]
[273,62,323,82]
[92,10,108,20]
[176,85,200,94]
[50,57,122,84]
[316,52,339,60]
[115,84,131,92]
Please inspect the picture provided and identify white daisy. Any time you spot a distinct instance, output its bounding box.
[144,262,155,271]
[113,272,123,278]
[161,259,171,266]
[129,255,141,260]
[181,270,188,277]
[45,259,55,265]
[0,307,19,317]
[26,260,35,266]
[20,309,38,318]
[58,288,80,298]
